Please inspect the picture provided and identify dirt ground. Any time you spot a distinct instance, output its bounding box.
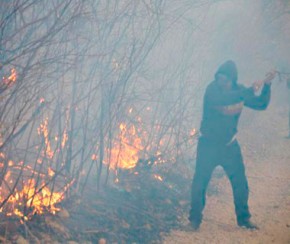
[162,89,290,244]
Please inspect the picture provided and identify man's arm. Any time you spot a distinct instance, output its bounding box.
[244,71,276,110]
[206,71,276,107]
[244,84,271,110]
[205,84,254,106]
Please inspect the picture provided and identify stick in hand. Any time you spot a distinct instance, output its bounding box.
[252,70,277,92]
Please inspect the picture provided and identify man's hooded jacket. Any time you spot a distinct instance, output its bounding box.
[200,60,271,144]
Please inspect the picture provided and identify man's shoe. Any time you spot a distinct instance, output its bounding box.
[238,220,259,230]
[189,219,201,230]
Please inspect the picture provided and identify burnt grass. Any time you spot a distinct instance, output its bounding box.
[1,159,223,243]
[65,160,194,243]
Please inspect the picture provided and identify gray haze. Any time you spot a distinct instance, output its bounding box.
[0,0,289,215]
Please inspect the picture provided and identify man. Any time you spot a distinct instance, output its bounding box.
[189,60,276,230]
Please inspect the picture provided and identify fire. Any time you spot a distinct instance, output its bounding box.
[37,118,54,159]
[8,68,17,82]
[8,179,63,217]
[2,68,17,88]
[153,174,163,181]
[48,167,55,177]
[61,128,68,149]
[91,154,97,161]
[108,122,144,170]
[61,108,70,149]
[37,116,68,159]
[0,116,72,221]
[0,160,72,220]
[106,109,167,172]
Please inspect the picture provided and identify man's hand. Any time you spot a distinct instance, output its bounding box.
[264,70,277,84]
[252,80,264,92]
[252,70,277,92]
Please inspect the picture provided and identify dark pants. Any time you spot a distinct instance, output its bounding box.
[189,136,251,224]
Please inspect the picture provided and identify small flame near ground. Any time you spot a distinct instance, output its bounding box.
[108,122,144,170]
[96,107,197,184]
[1,100,196,220]
[2,68,17,88]
[0,113,71,221]
[0,159,73,221]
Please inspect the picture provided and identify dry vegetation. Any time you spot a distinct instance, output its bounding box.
[0,0,289,243]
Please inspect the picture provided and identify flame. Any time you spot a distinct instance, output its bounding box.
[106,109,167,172]
[48,167,55,177]
[61,108,69,149]
[37,118,54,159]
[12,179,63,216]
[61,128,68,149]
[0,161,72,220]
[153,174,163,181]
[8,68,17,82]
[2,68,17,87]
[91,154,97,160]
[108,122,144,169]
[37,116,68,158]
[0,116,72,221]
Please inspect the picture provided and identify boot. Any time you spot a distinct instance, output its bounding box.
[238,219,259,230]
[188,216,201,230]
[189,219,201,230]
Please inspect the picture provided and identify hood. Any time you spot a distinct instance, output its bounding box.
[215,60,238,86]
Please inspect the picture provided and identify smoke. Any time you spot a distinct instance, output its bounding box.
[0,0,289,224]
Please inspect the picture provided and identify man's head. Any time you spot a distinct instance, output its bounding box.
[215,60,238,89]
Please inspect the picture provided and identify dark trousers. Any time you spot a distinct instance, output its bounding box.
[189,136,251,224]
